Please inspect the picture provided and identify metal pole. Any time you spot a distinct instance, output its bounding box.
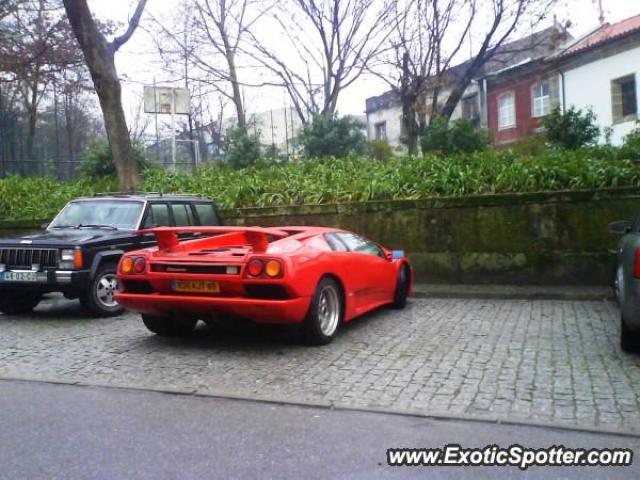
[171,88,176,171]
[153,78,159,162]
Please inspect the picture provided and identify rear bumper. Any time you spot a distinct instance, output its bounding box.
[115,292,311,324]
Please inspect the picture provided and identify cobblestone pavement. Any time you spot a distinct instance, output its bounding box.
[1,295,640,433]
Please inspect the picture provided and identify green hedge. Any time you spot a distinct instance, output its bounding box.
[2,149,640,221]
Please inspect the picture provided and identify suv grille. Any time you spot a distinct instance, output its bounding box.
[0,248,58,269]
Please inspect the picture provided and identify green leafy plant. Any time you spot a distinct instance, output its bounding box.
[298,114,365,158]
[226,126,261,169]
[620,123,640,159]
[541,106,600,149]
[79,140,149,179]
[4,148,640,221]
[421,117,490,155]
[366,139,393,161]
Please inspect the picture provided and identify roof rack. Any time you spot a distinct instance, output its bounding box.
[92,192,203,198]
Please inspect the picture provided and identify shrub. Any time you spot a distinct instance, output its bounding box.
[421,117,490,155]
[499,134,548,156]
[366,139,393,161]
[620,123,640,159]
[298,114,365,158]
[226,126,261,169]
[79,140,148,179]
[541,106,600,149]
[4,149,640,220]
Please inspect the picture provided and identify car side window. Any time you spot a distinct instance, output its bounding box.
[324,233,349,252]
[337,233,385,258]
[172,203,194,226]
[144,203,171,227]
[194,203,218,226]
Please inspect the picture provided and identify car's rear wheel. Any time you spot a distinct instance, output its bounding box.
[391,264,410,310]
[303,277,343,346]
[142,314,198,337]
[0,290,42,315]
[80,263,123,317]
[621,314,640,353]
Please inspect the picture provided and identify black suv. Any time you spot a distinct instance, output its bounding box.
[0,194,220,317]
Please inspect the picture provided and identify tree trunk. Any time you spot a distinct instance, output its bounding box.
[63,0,140,191]
[400,53,419,156]
[226,51,245,128]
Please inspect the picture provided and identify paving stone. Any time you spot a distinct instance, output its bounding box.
[1,295,639,432]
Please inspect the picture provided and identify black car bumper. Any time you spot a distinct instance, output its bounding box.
[0,269,90,292]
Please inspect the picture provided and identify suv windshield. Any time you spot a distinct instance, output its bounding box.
[49,200,144,230]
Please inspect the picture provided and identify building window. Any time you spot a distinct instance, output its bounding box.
[462,94,479,125]
[374,121,387,141]
[498,92,515,129]
[611,74,637,124]
[531,82,551,117]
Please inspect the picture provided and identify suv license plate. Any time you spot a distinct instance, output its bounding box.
[1,271,39,282]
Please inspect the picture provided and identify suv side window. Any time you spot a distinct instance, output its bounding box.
[144,203,172,227]
[194,203,218,226]
[172,203,194,226]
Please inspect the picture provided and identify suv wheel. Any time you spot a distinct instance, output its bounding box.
[0,290,42,315]
[80,263,123,317]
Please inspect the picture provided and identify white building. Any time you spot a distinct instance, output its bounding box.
[555,15,640,145]
[364,26,569,152]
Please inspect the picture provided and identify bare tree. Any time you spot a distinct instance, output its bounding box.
[152,0,266,130]
[372,0,556,154]
[62,0,147,191]
[1,0,83,159]
[249,0,394,124]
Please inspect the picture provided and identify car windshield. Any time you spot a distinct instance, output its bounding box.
[49,200,144,230]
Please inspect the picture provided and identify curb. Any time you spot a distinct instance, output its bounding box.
[2,376,639,439]
[411,285,613,301]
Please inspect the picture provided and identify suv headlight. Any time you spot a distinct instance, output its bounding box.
[60,249,83,270]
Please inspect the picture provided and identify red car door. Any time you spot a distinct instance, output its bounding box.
[335,233,397,310]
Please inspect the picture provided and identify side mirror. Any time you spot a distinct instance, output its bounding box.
[41,222,49,229]
[608,220,631,235]
[391,250,405,260]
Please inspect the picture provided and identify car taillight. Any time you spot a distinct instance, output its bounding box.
[264,260,282,278]
[634,248,640,279]
[121,256,146,275]
[247,259,264,277]
[134,257,146,274]
[121,257,134,274]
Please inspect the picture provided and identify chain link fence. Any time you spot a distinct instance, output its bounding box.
[0,157,83,181]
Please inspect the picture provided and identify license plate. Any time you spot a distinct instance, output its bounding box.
[173,280,220,293]
[0,271,39,282]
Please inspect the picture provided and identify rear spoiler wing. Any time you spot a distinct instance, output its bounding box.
[138,226,290,253]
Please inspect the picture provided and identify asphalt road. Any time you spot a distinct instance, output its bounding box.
[0,380,638,479]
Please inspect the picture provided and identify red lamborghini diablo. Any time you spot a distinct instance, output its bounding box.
[115,226,411,345]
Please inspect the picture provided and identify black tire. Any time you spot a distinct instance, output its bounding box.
[80,263,123,317]
[302,277,343,346]
[0,290,42,315]
[391,264,410,310]
[142,314,198,337]
[621,314,640,353]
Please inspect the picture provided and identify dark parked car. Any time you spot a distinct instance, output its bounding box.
[0,194,220,317]
[609,218,640,352]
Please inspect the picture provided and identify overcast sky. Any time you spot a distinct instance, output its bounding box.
[86,0,640,125]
